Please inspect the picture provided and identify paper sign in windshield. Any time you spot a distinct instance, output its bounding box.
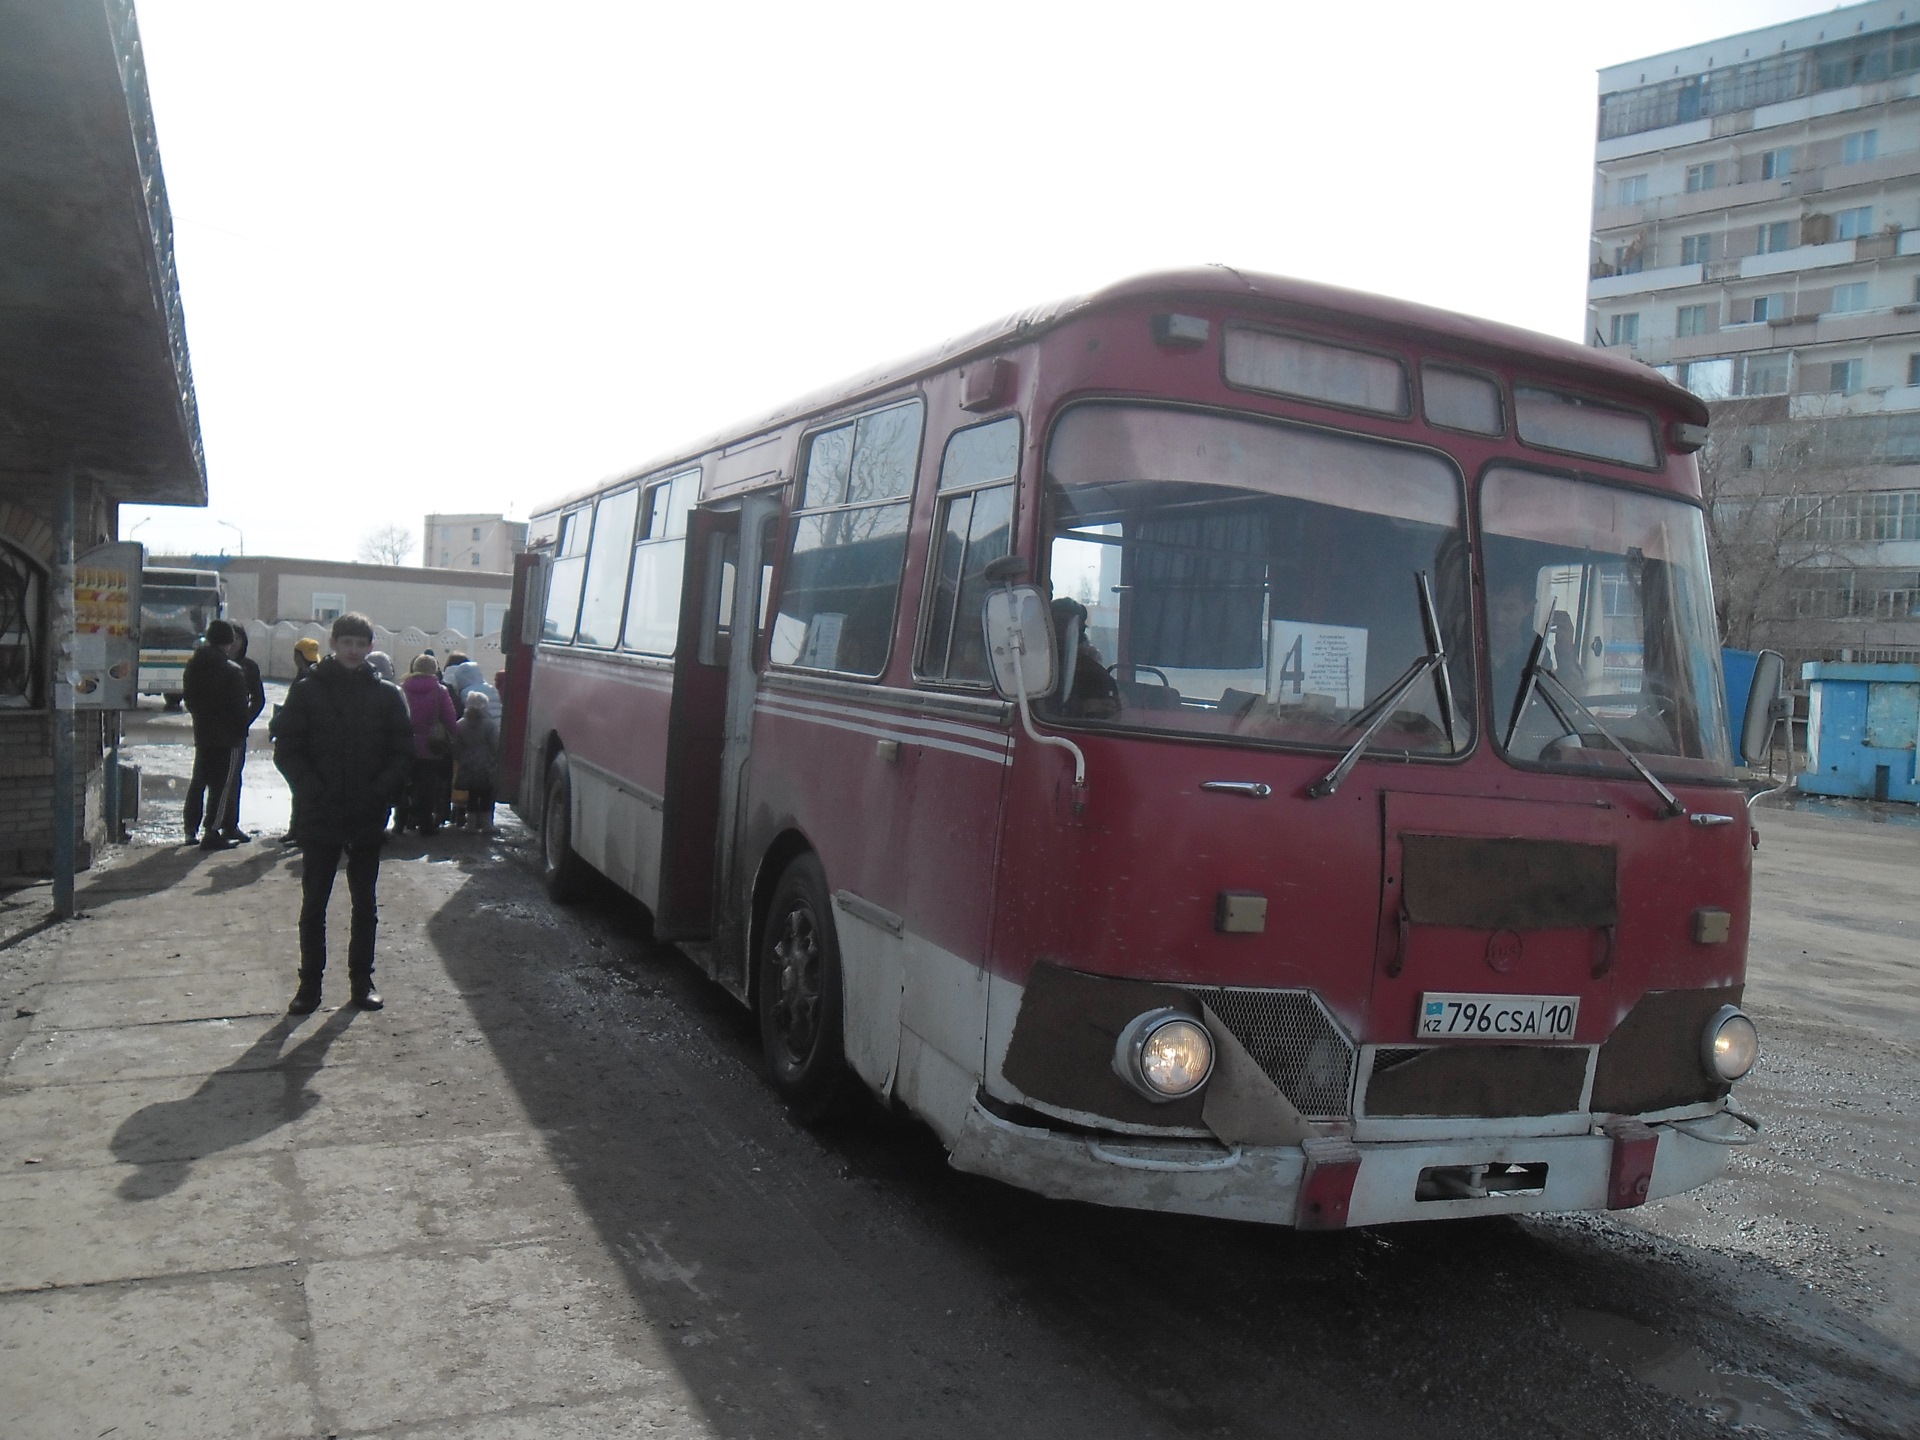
[1267,621,1368,711]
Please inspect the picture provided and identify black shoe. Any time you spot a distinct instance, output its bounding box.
[199,835,238,851]
[279,834,300,847]
[288,978,323,1015]
[350,982,383,1011]
[220,830,253,844]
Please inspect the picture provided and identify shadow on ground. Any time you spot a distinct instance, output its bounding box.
[407,844,1920,1440]
[111,1007,358,1199]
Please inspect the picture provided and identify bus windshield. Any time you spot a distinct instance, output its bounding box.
[1040,404,1474,754]
[1481,467,1731,778]
[141,585,219,651]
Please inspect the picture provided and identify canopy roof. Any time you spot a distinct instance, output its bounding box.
[0,0,205,504]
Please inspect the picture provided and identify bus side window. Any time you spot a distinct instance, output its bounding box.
[700,532,740,668]
[769,399,925,676]
[542,507,594,643]
[918,415,1019,685]
[622,468,700,655]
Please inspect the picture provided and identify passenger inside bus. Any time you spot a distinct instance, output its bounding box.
[1049,597,1121,718]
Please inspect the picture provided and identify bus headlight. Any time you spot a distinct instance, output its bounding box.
[1114,1008,1215,1101]
[1702,1005,1758,1081]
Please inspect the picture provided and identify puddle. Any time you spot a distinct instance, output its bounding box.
[1561,1309,1816,1434]
[125,747,293,845]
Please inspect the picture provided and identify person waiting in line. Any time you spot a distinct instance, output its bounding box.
[215,627,268,843]
[450,689,500,833]
[274,612,414,1013]
[181,619,250,850]
[401,653,459,833]
[272,637,323,846]
[365,650,396,683]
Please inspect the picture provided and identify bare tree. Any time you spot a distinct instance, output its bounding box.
[1699,395,1873,651]
[357,524,414,567]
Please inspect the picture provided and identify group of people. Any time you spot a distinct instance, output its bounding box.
[181,614,506,1015]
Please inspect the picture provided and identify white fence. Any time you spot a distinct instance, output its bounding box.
[248,621,505,684]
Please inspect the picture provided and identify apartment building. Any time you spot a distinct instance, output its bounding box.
[1590,0,1920,663]
[422,512,527,572]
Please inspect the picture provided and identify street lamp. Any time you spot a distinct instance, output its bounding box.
[215,520,244,556]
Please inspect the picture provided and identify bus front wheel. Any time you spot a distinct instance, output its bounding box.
[541,756,591,905]
[758,853,850,1123]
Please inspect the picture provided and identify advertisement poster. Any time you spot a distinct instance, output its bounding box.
[72,541,142,710]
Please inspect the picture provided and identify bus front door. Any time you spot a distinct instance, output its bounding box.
[500,550,545,813]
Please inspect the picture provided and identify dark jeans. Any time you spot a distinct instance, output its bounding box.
[299,836,384,979]
[220,745,250,834]
[184,741,242,841]
[408,757,450,831]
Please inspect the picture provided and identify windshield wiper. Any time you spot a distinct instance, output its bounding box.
[1307,571,1457,799]
[1505,633,1685,819]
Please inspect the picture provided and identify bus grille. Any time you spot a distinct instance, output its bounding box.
[1186,987,1357,1119]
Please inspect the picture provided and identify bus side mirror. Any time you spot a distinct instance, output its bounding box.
[1740,649,1788,766]
[984,585,1057,703]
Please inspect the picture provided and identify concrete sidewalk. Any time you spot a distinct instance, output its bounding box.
[0,834,716,1439]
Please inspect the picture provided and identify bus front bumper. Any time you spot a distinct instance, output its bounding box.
[947,1099,1745,1228]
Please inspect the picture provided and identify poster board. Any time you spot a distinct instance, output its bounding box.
[72,541,143,710]
[1266,620,1369,712]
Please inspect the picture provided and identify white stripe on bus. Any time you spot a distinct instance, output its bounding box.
[754,698,1013,767]
[759,691,1013,752]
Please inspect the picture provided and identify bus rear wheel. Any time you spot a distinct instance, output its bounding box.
[758,853,850,1123]
[542,756,591,905]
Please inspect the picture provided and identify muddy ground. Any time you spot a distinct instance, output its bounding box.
[88,700,1920,1437]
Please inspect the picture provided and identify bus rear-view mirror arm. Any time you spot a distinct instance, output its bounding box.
[983,583,1088,801]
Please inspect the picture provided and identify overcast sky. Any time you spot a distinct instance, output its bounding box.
[121,0,1834,564]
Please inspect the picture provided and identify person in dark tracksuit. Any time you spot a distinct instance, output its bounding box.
[217,627,268,842]
[181,620,250,850]
[273,612,415,1015]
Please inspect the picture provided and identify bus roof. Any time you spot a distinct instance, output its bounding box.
[535,266,1706,517]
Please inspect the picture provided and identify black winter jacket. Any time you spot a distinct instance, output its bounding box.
[181,643,250,748]
[273,658,414,844]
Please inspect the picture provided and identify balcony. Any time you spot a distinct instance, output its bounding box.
[1588,263,1705,300]
[1740,240,1860,278]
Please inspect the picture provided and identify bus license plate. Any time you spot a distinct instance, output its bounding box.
[1419,993,1579,1041]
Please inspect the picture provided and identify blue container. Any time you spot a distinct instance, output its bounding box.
[1797,663,1920,803]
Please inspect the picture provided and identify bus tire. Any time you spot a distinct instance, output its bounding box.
[757,852,850,1123]
[541,756,591,905]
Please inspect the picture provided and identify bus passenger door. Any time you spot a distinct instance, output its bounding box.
[655,509,737,945]
[500,550,546,814]
[655,492,776,998]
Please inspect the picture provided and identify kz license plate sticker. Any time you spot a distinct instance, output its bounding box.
[1418,993,1580,1041]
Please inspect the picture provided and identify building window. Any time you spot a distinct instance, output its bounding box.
[1616,174,1648,205]
[1758,220,1792,254]
[1830,359,1864,394]
[1676,304,1711,338]
[1760,147,1793,180]
[1830,282,1870,313]
[440,550,449,565]
[1681,233,1714,266]
[1836,205,1874,240]
[470,554,480,565]
[482,601,509,636]
[471,527,481,541]
[1609,312,1639,346]
[1743,354,1790,395]
[1685,162,1718,193]
[446,600,476,637]
[311,592,347,623]
[1749,294,1779,323]
[0,540,47,709]
[1907,354,1920,387]
[1842,129,1879,165]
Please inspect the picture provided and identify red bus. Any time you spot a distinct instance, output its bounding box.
[504,268,1766,1229]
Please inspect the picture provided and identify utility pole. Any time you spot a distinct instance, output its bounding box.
[51,451,77,919]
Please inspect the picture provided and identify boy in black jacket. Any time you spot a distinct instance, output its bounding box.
[273,613,415,1014]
